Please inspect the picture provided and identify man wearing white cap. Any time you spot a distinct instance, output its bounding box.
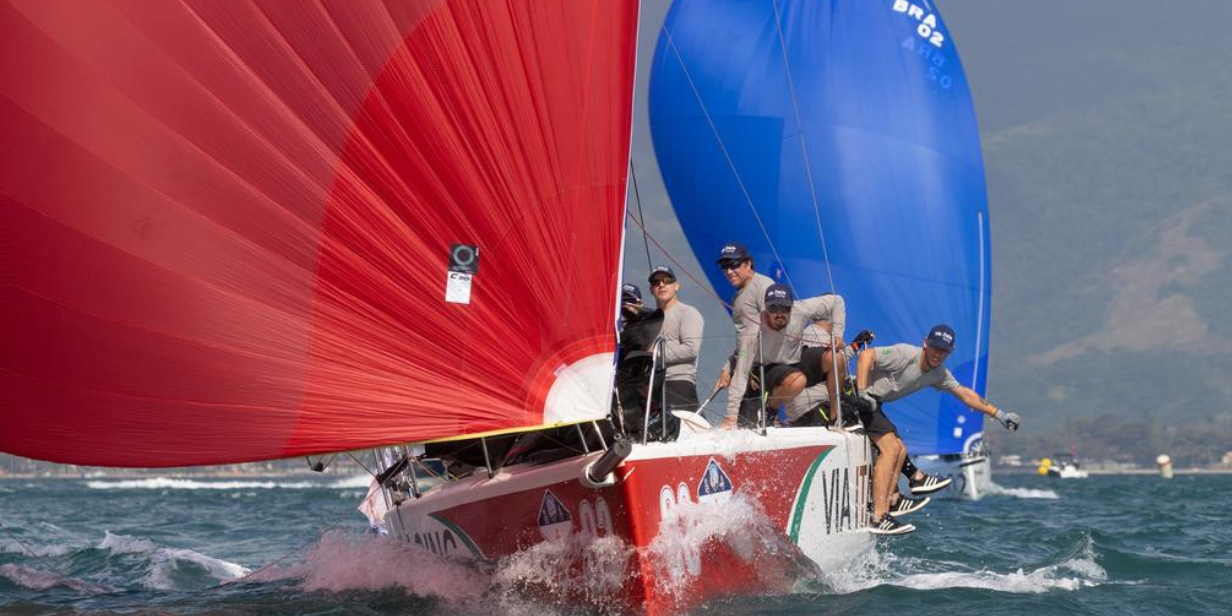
[647,265,705,419]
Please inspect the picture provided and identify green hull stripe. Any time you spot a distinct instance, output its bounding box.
[788,448,835,543]
[428,513,484,559]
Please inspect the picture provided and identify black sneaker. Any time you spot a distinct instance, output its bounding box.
[870,514,915,535]
[908,473,952,495]
[891,494,930,516]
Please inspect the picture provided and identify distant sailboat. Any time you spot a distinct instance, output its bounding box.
[649,0,993,499]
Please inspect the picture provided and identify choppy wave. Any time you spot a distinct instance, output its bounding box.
[0,563,108,593]
[1,538,78,558]
[819,533,1105,596]
[85,475,371,491]
[98,531,251,590]
[0,531,248,595]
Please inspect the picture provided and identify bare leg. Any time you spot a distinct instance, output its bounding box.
[892,437,908,504]
[820,349,847,424]
[871,433,903,521]
[769,371,806,411]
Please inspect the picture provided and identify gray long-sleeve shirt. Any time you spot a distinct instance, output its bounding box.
[724,272,775,421]
[755,294,846,365]
[660,301,704,383]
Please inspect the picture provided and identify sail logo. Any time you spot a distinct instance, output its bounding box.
[892,0,946,49]
[696,458,733,503]
[537,489,573,541]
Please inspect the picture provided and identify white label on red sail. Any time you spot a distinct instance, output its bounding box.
[445,272,473,305]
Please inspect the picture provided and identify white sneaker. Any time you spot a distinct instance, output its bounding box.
[870,514,915,535]
[908,473,952,495]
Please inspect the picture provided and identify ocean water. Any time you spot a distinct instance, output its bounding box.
[2,473,1229,615]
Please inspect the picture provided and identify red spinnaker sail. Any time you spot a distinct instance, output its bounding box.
[0,0,637,467]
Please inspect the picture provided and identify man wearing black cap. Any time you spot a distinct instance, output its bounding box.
[855,324,1022,535]
[648,266,705,419]
[743,283,847,427]
[713,242,776,429]
[614,283,669,439]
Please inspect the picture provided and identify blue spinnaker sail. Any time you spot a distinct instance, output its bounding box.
[649,0,990,455]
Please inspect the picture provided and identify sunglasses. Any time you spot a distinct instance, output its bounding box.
[766,305,792,315]
[719,260,746,272]
[649,278,676,287]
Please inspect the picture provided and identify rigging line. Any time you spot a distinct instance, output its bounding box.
[0,519,84,589]
[623,211,732,312]
[769,0,838,296]
[972,212,986,393]
[770,0,845,425]
[629,161,654,269]
[206,517,352,591]
[625,213,828,347]
[662,28,797,292]
[346,452,377,478]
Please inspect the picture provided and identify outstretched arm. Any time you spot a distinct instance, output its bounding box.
[951,385,1020,430]
[951,385,997,415]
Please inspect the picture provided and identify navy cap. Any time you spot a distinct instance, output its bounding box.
[716,241,751,264]
[764,283,794,308]
[648,265,676,283]
[926,324,956,351]
[621,283,642,304]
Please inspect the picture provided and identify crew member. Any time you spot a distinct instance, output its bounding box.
[856,324,1022,535]
[713,242,775,430]
[741,284,846,427]
[613,283,666,439]
[648,266,705,423]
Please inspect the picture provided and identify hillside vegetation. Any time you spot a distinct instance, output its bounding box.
[943,0,1232,462]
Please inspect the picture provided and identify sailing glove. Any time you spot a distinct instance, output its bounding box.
[857,390,879,413]
[851,329,876,349]
[993,409,1021,431]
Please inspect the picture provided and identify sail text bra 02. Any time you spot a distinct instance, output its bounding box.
[0,0,639,467]
[648,0,991,455]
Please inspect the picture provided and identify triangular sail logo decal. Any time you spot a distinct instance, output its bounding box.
[697,458,734,503]
[537,489,573,541]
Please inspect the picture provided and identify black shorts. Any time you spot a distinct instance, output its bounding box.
[863,409,899,439]
[761,346,831,392]
[659,380,700,413]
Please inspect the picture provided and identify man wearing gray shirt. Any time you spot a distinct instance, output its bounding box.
[648,265,704,417]
[743,284,846,427]
[857,325,1023,535]
[713,242,775,429]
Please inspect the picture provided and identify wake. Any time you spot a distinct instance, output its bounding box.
[818,533,1104,595]
[983,480,1059,500]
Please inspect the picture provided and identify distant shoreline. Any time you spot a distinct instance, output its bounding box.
[5,468,1232,480]
[0,471,365,480]
[991,467,1232,476]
